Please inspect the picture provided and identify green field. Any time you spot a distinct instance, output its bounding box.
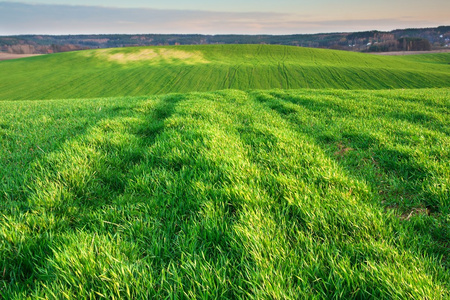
[0,45,449,101]
[1,45,450,298]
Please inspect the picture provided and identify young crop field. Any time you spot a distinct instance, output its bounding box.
[1,87,449,298]
[0,44,449,101]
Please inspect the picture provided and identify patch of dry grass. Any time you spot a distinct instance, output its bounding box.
[91,48,209,64]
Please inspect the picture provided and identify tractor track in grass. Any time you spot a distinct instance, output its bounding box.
[1,88,449,297]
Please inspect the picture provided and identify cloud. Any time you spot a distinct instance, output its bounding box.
[0,2,277,34]
[0,2,446,35]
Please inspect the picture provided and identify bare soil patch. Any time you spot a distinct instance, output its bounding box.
[0,53,43,61]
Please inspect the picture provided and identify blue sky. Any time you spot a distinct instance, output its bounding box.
[0,1,448,35]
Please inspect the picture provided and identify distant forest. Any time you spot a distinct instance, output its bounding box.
[1,26,449,54]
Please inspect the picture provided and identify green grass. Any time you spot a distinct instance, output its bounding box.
[1,88,449,298]
[398,52,450,65]
[0,44,449,101]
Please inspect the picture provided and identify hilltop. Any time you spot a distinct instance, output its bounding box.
[0,44,449,101]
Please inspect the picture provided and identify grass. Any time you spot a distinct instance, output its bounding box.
[0,44,449,101]
[1,88,449,298]
[398,52,450,65]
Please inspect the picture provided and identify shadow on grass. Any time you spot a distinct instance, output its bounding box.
[1,95,182,288]
[387,110,450,136]
[1,93,253,298]
[0,99,147,204]
[254,91,449,269]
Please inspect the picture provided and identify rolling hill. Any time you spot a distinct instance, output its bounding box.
[1,44,449,101]
[1,45,449,298]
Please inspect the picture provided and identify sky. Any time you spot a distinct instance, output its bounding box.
[0,0,448,35]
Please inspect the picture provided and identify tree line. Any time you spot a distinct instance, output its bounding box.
[1,26,448,54]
